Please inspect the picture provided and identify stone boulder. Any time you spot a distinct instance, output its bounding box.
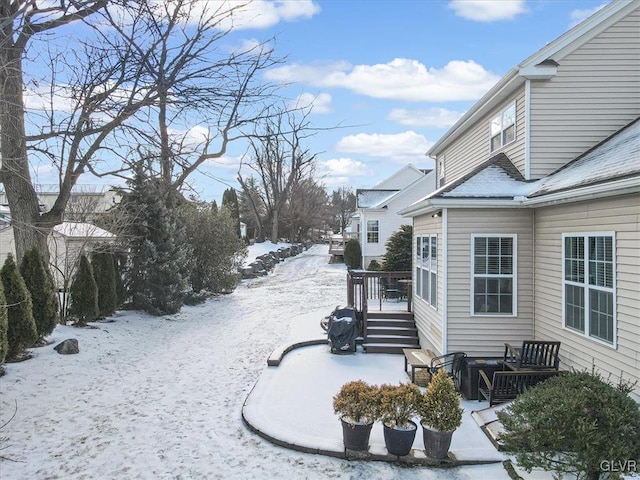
[54,338,79,355]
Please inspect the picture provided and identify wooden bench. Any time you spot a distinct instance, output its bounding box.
[403,348,435,384]
[502,340,561,371]
[478,369,560,406]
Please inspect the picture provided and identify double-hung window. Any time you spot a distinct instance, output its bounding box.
[472,235,516,315]
[415,235,437,308]
[366,220,379,243]
[563,233,615,346]
[490,102,516,152]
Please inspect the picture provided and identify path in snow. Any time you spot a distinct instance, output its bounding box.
[0,245,505,479]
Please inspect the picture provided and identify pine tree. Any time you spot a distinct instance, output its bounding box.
[69,254,99,325]
[222,188,241,237]
[0,281,8,366]
[344,239,362,269]
[113,253,127,308]
[20,247,59,339]
[1,254,37,358]
[91,248,117,317]
[382,225,413,271]
[121,166,190,315]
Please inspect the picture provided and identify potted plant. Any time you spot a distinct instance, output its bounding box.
[417,368,463,459]
[378,382,421,456]
[333,380,380,451]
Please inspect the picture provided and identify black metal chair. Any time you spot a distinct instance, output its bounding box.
[428,352,467,391]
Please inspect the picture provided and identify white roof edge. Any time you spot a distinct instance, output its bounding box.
[427,0,637,158]
[371,163,424,189]
[376,170,436,208]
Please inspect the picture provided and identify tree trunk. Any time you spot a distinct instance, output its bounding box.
[0,31,49,264]
[270,209,278,243]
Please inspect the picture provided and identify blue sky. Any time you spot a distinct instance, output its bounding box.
[192,0,609,202]
[26,0,610,202]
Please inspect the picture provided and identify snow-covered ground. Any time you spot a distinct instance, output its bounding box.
[0,244,545,479]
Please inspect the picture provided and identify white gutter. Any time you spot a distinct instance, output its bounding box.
[524,177,640,207]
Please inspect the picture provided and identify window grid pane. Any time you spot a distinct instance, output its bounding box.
[473,236,514,315]
[563,234,614,345]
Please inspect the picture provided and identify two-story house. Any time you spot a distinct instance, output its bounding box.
[352,164,435,268]
[400,0,640,399]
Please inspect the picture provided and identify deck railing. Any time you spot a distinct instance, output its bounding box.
[346,269,412,337]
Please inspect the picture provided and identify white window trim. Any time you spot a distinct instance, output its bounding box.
[470,234,518,317]
[366,219,379,244]
[415,234,438,310]
[489,102,516,153]
[561,232,617,349]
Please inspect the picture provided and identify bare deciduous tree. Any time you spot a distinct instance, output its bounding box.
[238,107,318,243]
[1,0,279,262]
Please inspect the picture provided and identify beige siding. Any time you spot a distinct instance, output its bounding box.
[534,195,640,399]
[530,10,640,178]
[413,214,443,354]
[446,208,534,357]
[438,88,526,185]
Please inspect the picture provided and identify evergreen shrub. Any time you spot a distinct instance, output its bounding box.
[20,247,59,338]
[1,254,37,358]
[0,281,8,365]
[498,371,640,480]
[91,249,117,317]
[68,254,99,325]
[382,225,412,271]
[343,239,362,269]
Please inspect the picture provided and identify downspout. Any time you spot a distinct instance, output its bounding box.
[524,79,532,181]
[442,208,448,354]
[532,208,536,340]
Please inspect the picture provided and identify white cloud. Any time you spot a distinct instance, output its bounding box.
[204,154,243,170]
[335,131,433,162]
[266,58,499,102]
[319,157,374,178]
[193,0,320,30]
[388,107,465,128]
[292,92,333,114]
[569,3,607,28]
[448,0,528,22]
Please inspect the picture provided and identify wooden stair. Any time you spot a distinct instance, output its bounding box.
[362,311,419,354]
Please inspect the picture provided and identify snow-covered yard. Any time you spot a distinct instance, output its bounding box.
[1,244,511,479]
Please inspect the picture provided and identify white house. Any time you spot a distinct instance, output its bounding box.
[353,164,435,268]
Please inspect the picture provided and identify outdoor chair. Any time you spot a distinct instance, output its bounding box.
[478,369,560,406]
[429,352,467,391]
[502,340,561,371]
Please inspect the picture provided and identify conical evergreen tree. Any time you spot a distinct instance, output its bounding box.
[0,280,8,366]
[382,225,413,271]
[222,188,241,237]
[344,239,362,269]
[91,248,117,318]
[1,254,37,358]
[20,247,59,339]
[121,165,190,315]
[68,254,99,325]
[113,252,127,308]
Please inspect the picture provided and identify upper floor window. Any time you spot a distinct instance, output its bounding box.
[563,233,615,346]
[472,235,516,315]
[438,157,446,188]
[367,220,379,243]
[490,103,516,152]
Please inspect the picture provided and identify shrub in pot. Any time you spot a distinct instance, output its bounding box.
[333,380,380,451]
[378,382,421,456]
[417,368,463,459]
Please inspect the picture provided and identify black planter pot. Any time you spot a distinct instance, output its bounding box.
[422,424,454,459]
[383,420,417,456]
[340,418,374,451]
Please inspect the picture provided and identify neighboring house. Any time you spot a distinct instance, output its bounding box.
[400,0,640,399]
[0,184,119,222]
[353,164,435,268]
